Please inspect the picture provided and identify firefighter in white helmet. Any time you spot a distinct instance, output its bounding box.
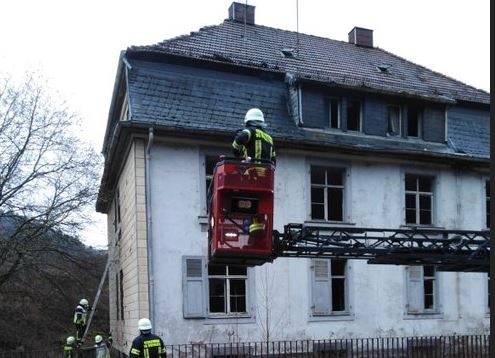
[73,298,90,345]
[94,334,110,358]
[129,318,166,357]
[232,108,276,164]
[64,336,76,358]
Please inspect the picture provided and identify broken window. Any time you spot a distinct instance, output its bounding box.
[346,99,362,131]
[405,174,433,225]
[311,259,348,315]
[407,104,423,138]
[208,265,247,315]
[387,105,401,136]
[311,166,344,221]
[406,265,438,314]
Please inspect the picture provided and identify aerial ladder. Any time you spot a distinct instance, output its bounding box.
[207,157,490,272]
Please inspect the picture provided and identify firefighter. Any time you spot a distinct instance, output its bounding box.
[94,334,110,358]
[73,298,90,345]
[64,336,76,358]
[129,318,166,358]
[232,108,276,165]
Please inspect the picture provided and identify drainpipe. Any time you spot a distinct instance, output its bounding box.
[145,127,155,325]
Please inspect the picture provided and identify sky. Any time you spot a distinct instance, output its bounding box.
[0,0,490,248]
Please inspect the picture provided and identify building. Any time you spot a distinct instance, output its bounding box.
[96,2,490,355]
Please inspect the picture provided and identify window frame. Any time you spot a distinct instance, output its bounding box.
[208,265,250,317]
[309,165,347,222]
[406,103,423,138]
[485,179,490,229]
[405,265,441,317]
[113,188,121,242]
[387,104,402,136]
[199,148,224,218]
[326,96,341,129]
[404,173,436,227]
[309,258,353,321]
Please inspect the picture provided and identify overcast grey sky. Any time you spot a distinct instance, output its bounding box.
[0,0,490,247]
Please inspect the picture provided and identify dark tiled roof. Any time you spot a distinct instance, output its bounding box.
[126,59,480,158]
[128,20,489,105]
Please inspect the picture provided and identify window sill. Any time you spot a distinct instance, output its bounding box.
[308,313,354,322]
[400,224,445,230]
[198,215,208,225]
[304,220,356,227]
[403,312,443,320]
[203,315,255,325]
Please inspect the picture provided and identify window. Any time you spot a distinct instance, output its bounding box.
[407,104,422,137]
[486,180,490,228]
[205,155,218,208]
[406,265,438,314]
[405,174,433,225]
[327,97,340,129]
[113,189,121,240]
[208,265,247,315]
[311,259,348,316]
[346,99,361,131]
[387,105,401,136]
[487,273,490,312]
[310,166,345,221]
[119,269,124,320]
[182,257,252,318]
[115,273,120,321]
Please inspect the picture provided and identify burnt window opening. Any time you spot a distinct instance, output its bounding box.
[346,99,362,131]
[327,97,340,129]
[407,104,423,138]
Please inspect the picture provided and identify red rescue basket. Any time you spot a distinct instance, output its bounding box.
[208,156,275,266]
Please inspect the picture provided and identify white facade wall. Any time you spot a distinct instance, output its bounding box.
[146,140,489,345]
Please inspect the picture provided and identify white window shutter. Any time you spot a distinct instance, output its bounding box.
[311,259,331,315]
[182,257,206,318]
[406,266,424,313]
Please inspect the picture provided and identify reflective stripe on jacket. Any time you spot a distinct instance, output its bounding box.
[232,126,276,164]
[129,333,166,358]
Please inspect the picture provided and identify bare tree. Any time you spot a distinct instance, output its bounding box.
[0,71,101,289]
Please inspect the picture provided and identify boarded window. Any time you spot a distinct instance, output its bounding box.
[311,166,345,221]
[405,174,433,225]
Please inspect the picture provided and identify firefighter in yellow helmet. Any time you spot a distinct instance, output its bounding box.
[232,108,276,164]
[129,318,166,357]
[64,336,76,358]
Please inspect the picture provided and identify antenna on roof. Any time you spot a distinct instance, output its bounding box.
[296,0,299,56]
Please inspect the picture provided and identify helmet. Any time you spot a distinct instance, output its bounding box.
[66,336,75,345]
[138,318,152,331]
[79,298,89,307]
[95,335,103,344]
[244,108,266,126]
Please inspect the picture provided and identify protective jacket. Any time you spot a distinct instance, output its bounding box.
[129,332,166,358]
[63,344,75,358]
[94,342,110,358]
[232,125,276,164]
[73,304,88,325]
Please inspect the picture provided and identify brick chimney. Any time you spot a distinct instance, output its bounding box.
[348,27,373,47]
[228,2,255,25]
